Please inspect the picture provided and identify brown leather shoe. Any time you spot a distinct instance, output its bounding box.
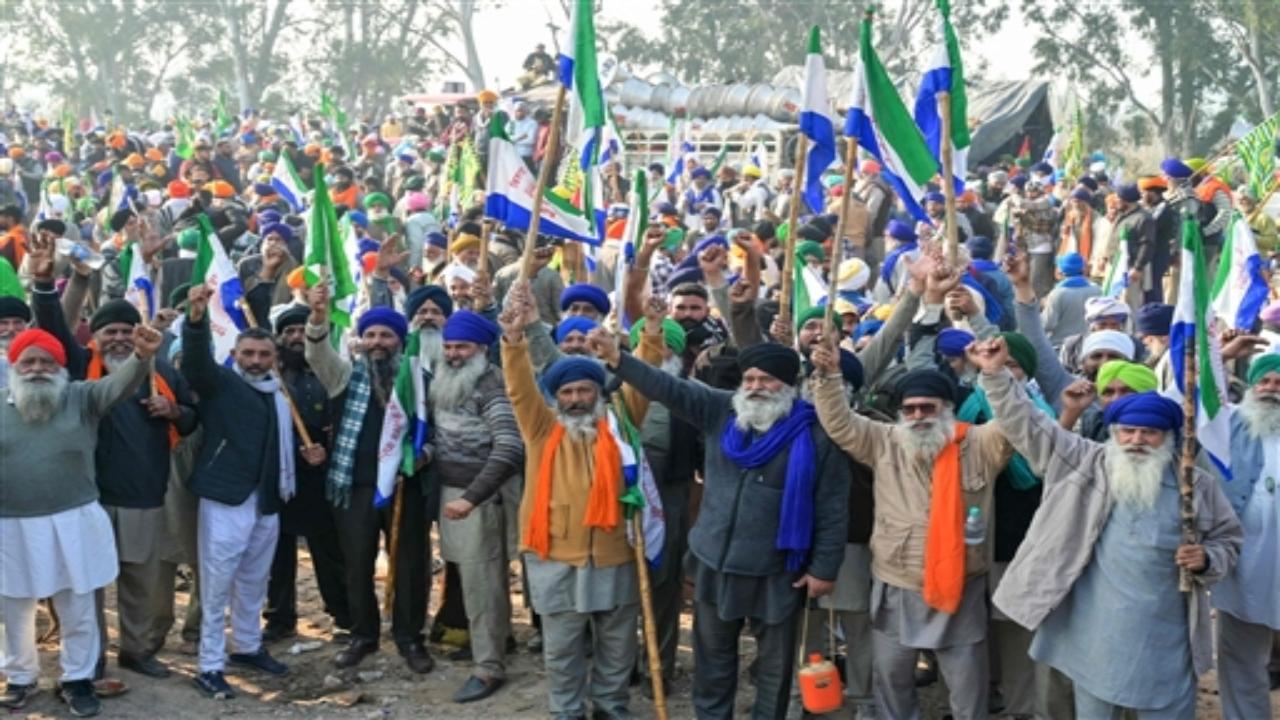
[333,639,378,669]
[397,642,434,674]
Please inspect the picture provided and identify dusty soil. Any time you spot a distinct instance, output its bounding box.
[6,544,1277,719]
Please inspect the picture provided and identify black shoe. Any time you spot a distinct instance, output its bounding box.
[506,635,517,653]
[119,653,170,679]
[398,642,435,674]
[193,671,235,700]
[988,687,1007,714]
[1271,670,1280,690]
[453,675,504,703]
[447,645,473,662]
[60,679,102,717]
[526,630,543,653]
[334,638,378,669]
[261,625,297,643]
[0,682,38,709]
[228,648,289,676]
[914,652,938,687]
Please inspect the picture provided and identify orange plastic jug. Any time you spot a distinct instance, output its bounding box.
[797,652,843,714]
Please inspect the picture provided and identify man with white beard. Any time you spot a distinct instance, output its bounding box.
[404,284,452,371]
[1212,353,1280,719]
[811,343,1012,720]
[430,309,522,704]
[606,334,850,720]
[0,295,30,390]
[1,324,162,716]
[970,336,1242,718]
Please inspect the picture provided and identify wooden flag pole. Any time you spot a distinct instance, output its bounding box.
[236,298,316,449]
[939,91,960,266]
[1247,177,1280,224]
[1178,310,1197,593]
[479,219,493,275]
[521,84,568,281]
[632,513,668,720]
[383,479,406,615]
[823,138,859,331]
[779,134,810,324]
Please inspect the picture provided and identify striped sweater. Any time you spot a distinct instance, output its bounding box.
[433,366,524,506]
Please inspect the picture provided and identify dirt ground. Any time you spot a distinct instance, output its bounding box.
[5,544,1277,719]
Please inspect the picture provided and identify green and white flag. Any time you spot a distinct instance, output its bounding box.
[303,163,358,330]
[1236,110,1279,199]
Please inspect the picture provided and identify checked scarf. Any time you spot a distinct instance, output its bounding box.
[326,361,372,508]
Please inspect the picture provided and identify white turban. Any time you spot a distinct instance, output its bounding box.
[1082,330,1135,360]
[1085,296,1131,323]
[441,262,476,286]
[837,257,870,292]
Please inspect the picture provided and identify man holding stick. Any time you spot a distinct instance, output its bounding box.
[969,336,1241,718]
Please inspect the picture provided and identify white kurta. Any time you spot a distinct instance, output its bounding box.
[0,502,118,598]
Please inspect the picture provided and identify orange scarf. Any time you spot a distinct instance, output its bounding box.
[1196,176,1231,205]
[523,418,624,559]
[922,421,970,614]
[87,342,180,449]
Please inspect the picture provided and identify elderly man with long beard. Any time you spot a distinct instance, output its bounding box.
[1212,353,1280,719]
[811,341,1012,720]
[969,336,1242,719]
[305,286,434,674]
[604,331,850,720]
[431,310,523,704]
[1,324,162,716]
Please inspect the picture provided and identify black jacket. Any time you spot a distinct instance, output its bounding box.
[180,315,283,514]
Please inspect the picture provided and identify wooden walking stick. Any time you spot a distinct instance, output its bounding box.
[938,90,960,266]
[1177,215,1199,593]
[779,134,810,324]
[383,476,407,615]
[631,513,668,720]
[823,137,862,331]
[521,84,568,281]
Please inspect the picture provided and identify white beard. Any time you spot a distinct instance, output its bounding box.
[731,385,797,433]
[102,351,131,374]
[660,355,683,377]
[1104,437,1175,510]
[898,408,957,461]
[429,353,488,412]
[9,367,69,424]
[416,327,444,373]
[1238,388,1280,439]
[555,397,606,441]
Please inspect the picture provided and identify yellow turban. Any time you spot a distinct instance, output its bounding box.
[1096,360,1158,395]
[833,298,859,317]
[871,304,894,321]
[450,232,481,254]
[837,257,870,292]
[477,89,499,103]
[1184,157,1206,173]
[743,165,762,178]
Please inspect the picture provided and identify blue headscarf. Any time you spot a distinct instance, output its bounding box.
[442,310,499,346]
[1102,392,1183,431]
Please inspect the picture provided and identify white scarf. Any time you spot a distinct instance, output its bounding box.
[235,367,297,501]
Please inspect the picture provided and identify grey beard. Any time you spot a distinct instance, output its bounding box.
[429,353,488,411]
[555,397,606,441]
[1104,437,1174,510]
[9,367,69,424]
[899,408,957,461]
[102,351,131,374]
[1239,389,1280,439]
[660,355,683,377]
[417,327,444,373]
[731,385,797,433]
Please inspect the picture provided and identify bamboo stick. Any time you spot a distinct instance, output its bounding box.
[939,91,959,266]
[632,513,667,720]
[522,84,568,280]
[823,138,859,331]
[779,134,810,324]
[383,479,406,616]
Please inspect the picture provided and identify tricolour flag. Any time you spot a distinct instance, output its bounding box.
[484,115,603,246]
[750,141,770,177]
[793,261,829,326]
[120,242,155,322]
[611,402,664,567]
[559,0,607,241]
[270,151,307,213]
[1210,212,1269,330]
[1168,214,1232,476]
[614,169,648,329]
[374,330,429,507]
[799,26,837,215]
[303,163,358,330]
[1235,110,1280,199]
[174,116,197,160]
[1101,228,1130,299]
[913,0,969,194]
[845,13,938,224]
[190,214,247,364]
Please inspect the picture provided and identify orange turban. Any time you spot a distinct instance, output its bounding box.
[286,267,307,290]
[477,89,498,103]
[107,131,127,150]
[145,147,165,162]
[7,147,24,159]
[206,180,235,198]
[1137,176,1167,192]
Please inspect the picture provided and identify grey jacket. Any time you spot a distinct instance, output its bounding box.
[981,369,1242,676]
[611,352,850,581]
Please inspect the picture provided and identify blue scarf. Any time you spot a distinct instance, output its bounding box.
[1056,276,1090,289]
[970,258,1000,273]
[719,400,818,572]
[880,241,918,285]
[961,272,1004,324]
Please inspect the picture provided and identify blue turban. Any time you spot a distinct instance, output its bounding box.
[1070,187,1092,203]
[664,265,703,290]
[426,231,448,249]
[357,306,407,343]
[1009,175,1028,189]
[397,153,415,164]
[348,210,369,228]
[253,182,275,197]
[357,238,379,257]
[690,234,728,257]
[1057,252,1085,276]
[691,167,712,180]
[886,218,916,243]
[853,318,884,341]
[937,328,975,358]
[924,191,946,205]
[1102,391,1183,431]
[1031,161,1054,176]
[260,222,293,243]
[967,235,994,260]
[405,284,452,320]
[1078,175,1099,191]
[655,201,677,216]
[1160,158,1193,179]
[542,356,606,394]
[560,283,611,315]
[1117,183,1141,203]
[554,316,598,344]
[839,349,865,391]
[701,206,723,219]
[258,210,282,226]
[442,310,499,346]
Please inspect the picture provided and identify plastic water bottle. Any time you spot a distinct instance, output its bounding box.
[964,506,985,546]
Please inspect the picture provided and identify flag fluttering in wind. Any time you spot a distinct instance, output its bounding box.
[174,115,197,160]
[120,242,155,322]
[214,90,235,138]
[190,214,247,364]
[1236,110,1280,200]
[913,0,969,194]
[375,330,428,507]
[558,0,607,243]
[1168,214,1232,477]
[320,91,354,159]
[1060,106,1086,180]
[303,163,358,331]
[1101,227,1129,299]
[845,12,938,224]
[750,141,770,177]
[614,169,648,329]
[270,151,308,213]
[799,26,837,215]
[1210,212,1269,331]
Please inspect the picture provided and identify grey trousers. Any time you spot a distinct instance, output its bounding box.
[872,626,988,720]
[96,505,167,662]
[1030,252,1056,299]
[438,486,511,681]
[692,599,799,720]
[154,472,202,646]
[1215,611,1275,720]
[541,603,637,717]
[1073,680,1194,720]
[1034,662,1075,720]
[990,619,1035,716]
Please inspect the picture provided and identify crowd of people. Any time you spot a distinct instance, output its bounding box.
[0,80,1278,720]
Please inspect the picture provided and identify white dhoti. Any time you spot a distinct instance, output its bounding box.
[0,502,118,684]
[197,493,279,673]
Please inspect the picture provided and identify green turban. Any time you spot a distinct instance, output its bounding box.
[1096,360,1158,394]
[176,227,200,252]
[1247,353,1280,385]
[795,239,825,264]
[362,191,392,209]
[796,305,826,330]
[630,317,687,355]
[999,331,1037,377]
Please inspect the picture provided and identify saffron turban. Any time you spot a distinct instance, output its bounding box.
[8,328,67,366]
